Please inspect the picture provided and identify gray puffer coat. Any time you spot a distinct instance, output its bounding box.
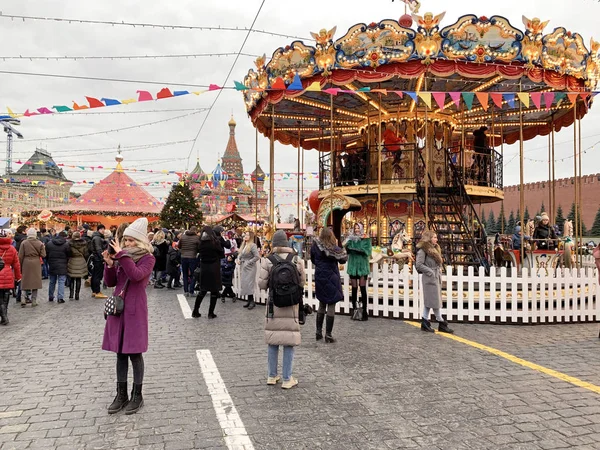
[258,247,305,347]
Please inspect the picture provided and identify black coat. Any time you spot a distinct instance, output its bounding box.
[311,239,348,304]
[198,238,224,293]
[166,246,181,277]
[221,258,236,286]
[45,236,69,276]
[152,241,169,272]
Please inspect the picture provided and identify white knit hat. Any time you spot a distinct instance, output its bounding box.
[27,228,37,238]
[123,218,149,242]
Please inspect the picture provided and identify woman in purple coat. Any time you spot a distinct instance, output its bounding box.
[102,218,155,415]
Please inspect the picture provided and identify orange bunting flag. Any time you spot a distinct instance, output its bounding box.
[72,102,89,110]
[432,92,446,110]
[371,89,388,96]
[475,92,488,111]
[567,92,579,105]
[271,77,286,90]
[490,93,503,109]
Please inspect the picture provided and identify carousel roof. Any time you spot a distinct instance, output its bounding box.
[242,12,599,150]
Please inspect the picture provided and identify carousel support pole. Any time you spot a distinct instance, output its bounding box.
[301,133,305,230]
[492,107,502,233]
[377,93,383,244]
[576,111,583,268]
[551,116,556,227]
[547,131,552,225]
[573,103,579,269]
[329,94,335,228]
[500,112,505,234]
[269,104,275,225]
[255,127,259,224]
[519,84,525,259]
[424,98,429,229]
[297,122,301,225]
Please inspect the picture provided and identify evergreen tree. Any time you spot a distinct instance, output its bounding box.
[555,205,565,234]
[581,221,588,237]
[591,207,600,237]
[540,201,545,213]
[160,181,203,229]
[479,208,487,230]
[507,210,516,234]
[497,204,508,234]
[487,210,497,234]
[567,202,576,222]
[523,206,530,224]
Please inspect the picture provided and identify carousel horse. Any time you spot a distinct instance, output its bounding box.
[370,229,414,265]
[525,219,535,239]
[559,237,575,269]
[563,219,573,238]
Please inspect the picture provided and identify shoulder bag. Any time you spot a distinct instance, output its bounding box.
[104,279,129,318]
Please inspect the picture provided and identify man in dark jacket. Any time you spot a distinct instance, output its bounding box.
[90,224,107,298]
[45,231,70,303]
[178,226,201,296]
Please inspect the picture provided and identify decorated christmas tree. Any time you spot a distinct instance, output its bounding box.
[160,181,203,230]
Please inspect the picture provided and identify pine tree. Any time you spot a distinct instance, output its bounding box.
[488,210,497,234]
[498,204,507,234]
[523,206,530,224]
[567,202,575,222]
[591,207,600,236]
[507,210,516,234]
[479,208,487,230]
[555,205,565,234]
[160,181,203,229]
[540,201,545,213]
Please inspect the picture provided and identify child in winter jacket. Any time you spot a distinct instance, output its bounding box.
[220,255,236,301]
[166,242,181,289]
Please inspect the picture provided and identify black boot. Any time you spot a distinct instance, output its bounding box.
[124,384,143,415]
[361,300,368,321]
[0,293,8,325]
[421,318,435,332]
[192,292,204,318]
[108,382,129,414]
[154,280,165,289]
[75,279,81,300]
[325,315,336,343]
[68,280,74,300]
[438,319,454,334]
[315,313,324,340]
[350,287,357,317]
[247,295,256,310]
[208,294,218,319]
[166,277,174,290]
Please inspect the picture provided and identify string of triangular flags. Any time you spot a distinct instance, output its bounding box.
[3,77,596,121]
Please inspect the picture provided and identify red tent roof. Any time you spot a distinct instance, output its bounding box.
[67,169,161,214]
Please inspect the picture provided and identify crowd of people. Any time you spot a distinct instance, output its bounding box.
[1,215,598,415]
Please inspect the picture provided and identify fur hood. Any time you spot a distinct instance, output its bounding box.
[314,238,348,263]
[416,240,443,265]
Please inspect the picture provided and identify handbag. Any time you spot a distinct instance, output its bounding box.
[104,280,129,318]
[352,302,364,321]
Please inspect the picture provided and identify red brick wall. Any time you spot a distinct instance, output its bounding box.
[487,173,600,229]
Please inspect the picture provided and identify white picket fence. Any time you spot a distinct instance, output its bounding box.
[233,256,599,324]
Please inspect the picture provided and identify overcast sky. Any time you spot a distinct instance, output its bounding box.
[1,0,598,218]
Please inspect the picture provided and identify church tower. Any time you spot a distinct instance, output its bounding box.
[221,116,244,186]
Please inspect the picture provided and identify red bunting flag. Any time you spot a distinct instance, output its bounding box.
[86,96,104,108]
[490,93,503,109]
[156,88,174,99]
[208,84,222,91]
[270,77,286,90]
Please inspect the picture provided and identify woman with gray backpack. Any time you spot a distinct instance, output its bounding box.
[258,230,305,389]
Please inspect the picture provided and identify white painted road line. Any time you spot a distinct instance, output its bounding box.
[196,349,255,450]
[177,294,192,319]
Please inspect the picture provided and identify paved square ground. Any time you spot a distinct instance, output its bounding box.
[1,284,600,449]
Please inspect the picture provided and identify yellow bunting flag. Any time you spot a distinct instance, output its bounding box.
[517,92,530,108]
[121,99,137,104]
[417,92,432,108]
[305,81,322,92]
[7,107,21,118]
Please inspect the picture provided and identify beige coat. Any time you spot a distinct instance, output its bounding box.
[18,237,46,290]
[258,246,305,347]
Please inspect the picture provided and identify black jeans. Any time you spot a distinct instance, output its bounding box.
[91,258,104,294]
[116,353,144,384]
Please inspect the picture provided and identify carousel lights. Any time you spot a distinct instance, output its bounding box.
[287,96,367,119]
[303,132,360,142]
[409,73,425,113]
[260,112,360,126]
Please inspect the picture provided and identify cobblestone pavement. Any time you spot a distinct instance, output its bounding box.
[1,284,600,450]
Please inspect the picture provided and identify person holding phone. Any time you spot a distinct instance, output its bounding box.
[102,218,155,415]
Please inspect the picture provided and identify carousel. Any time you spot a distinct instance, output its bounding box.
[241,7,599,273]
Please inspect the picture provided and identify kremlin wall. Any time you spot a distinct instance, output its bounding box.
[488,173,600,229]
